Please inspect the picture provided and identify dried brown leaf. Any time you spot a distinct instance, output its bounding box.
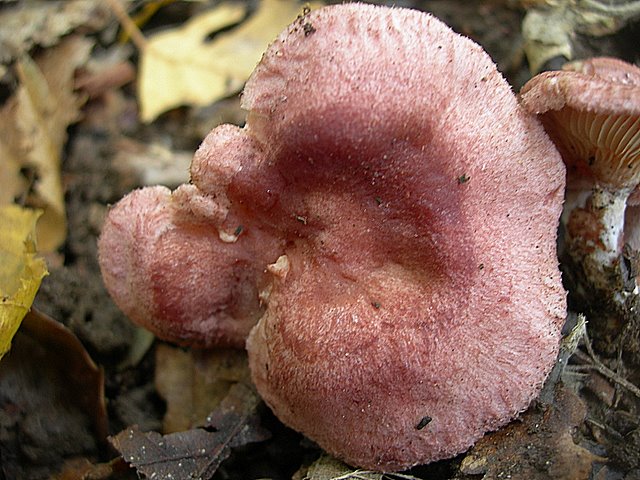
[0,35,92,251]
[51,457,129,480]
[0,141,25,205]
[20,309,109,440]
[0,309,108,478]
[296,454,423,480]
[111,383,269,480]
[459,385,604,480]
[155,344,250,433]
[0,0,109,65]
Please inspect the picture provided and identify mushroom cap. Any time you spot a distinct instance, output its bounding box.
[241,4,565,470]
[97,183,277,348]
[98,3,566,471]
[519,57,640,190]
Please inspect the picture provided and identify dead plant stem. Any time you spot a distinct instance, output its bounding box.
[105,0,148,52]
[577,331,640,399]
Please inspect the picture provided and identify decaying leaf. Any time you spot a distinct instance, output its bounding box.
[51,457,129,480]
[112,137,193,189]
[0,309,108,478]
[295,455,423,480]
[116,326,156,370]
[0,35,92,251]
[0,205,47,359]
[522,0,640,73]
[298,455,354,480]
[75,57,136,99]
[155,343,250,433]
[20,309,109,440]
[111,383,270,480]
[0,141,26,206]
[138,0,321,122]
[522,7,573,74]
[539,313,586,404]
[458,385,604,480]
[0,0,109,68]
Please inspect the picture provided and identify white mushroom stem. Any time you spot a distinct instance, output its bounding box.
[591,188,628,265]
[564,187,632,292]
[625,204,640,251]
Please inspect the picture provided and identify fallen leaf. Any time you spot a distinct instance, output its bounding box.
[111,383,270,480]
[155,343,250,433]
[522,0,640,73]
[116,326,156,370]
[296,455,354,480]
[75,59,136,99]
[295,454,423,480]
[458,385,604,480]
[20,309,109,440]
[112,137,193,189]
[0,35,92,251]
[0,140,26,206]
[51,457,129,480]
[0,309,108,478]
[0,0,109,66]
[522,6,573,74]
[138,0,321,122]
[539,313,586,404]
[0,205,47,359]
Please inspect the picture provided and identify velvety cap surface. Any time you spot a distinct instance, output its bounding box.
[99,4,567,471]
[242,4,566,470]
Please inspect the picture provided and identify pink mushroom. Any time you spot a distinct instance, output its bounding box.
[99,4,567,471]
[98,181,281,348]
[519,57,640,299]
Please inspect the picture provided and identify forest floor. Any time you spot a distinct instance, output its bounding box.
[1,1,639,479]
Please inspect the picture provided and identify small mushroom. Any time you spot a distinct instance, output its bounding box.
[99,4,566,471]
[519,57,640,304]
[97,181,282,348]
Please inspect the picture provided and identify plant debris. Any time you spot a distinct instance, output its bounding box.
[0,206,47,359]
[458,385,604,480]
[0,35,92,251]
[295,455,423,480]
[521,0,640,72]
[1,0,638,478]
[110,383,270,480]
[0,309,108,478]
[135,0,321,122]
[155,343,250,433]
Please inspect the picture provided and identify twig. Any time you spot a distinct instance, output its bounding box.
[104,0,148,52]
[579,0,640,17]
[330,472,377,480]
[329,471,421,480]
[575,331,640,399]
[584,416,625,440]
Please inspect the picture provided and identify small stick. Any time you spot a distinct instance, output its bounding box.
[580,0,640,17]
[575,331,640,399]
[104,0,148,52]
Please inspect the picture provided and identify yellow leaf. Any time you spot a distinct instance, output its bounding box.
[0,35,92,251]
[139,0,321,122]
[0,205,48,360]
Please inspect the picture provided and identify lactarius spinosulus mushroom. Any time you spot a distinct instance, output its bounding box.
[99,4,567,471]
[519,57,640,298]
